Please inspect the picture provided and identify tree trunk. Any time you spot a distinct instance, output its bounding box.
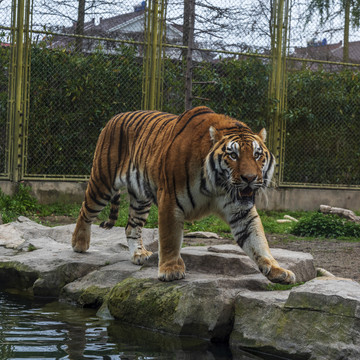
[75,0,86,52]
[343,0,350,62]
[184,0,195,111]
[320,205,360,223]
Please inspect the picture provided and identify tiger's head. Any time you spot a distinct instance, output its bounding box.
[205,125,275,202]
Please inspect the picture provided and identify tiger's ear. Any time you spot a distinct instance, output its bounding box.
[209,126,221,144]
[258,128,267,143]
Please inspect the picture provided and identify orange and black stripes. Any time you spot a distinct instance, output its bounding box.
[79,106,274,252]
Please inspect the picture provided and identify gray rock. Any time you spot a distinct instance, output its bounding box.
[185,231,220,239]
[286,277,360,318]
[0,218,157,296]
[60,261,139,306]
[106,276,235,341]
[204,244,316,282]
[230,278,360,359]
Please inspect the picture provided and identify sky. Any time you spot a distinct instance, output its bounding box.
[0,0,359,53]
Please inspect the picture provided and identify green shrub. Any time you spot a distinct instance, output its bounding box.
[291,212,360,238]
[0,184,40,223]
[284,69,360,185]
[27,44,142,175]
[192,57,269,129]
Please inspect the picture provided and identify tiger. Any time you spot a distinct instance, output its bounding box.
[72,106,296,284]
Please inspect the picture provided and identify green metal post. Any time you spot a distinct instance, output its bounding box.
[142,0,166,111]
[268,0,288,186]
[10,0,25,182]
[7,0,31,182]
[20,0,32,179]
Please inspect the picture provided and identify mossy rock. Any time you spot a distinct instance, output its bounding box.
[0,261,39,294]
[107,277,235,341]
[108,278,183,333]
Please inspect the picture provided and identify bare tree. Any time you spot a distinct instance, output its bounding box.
[75,0,85,51]
[184,0,195,110]
[304,0,360,62]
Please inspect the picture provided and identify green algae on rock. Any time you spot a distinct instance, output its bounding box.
[107,277,235,341]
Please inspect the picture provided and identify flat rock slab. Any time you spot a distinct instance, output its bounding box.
[0,218,317,299]
[0,217,157,297]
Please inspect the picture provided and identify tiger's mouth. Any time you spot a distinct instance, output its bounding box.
[239,186,254,197]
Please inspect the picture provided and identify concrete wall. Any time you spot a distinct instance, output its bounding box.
[255,187,360,211]
[0,180,87,205]
[1,180,359,211]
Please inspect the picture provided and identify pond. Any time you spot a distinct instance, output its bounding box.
[0,291,267,360]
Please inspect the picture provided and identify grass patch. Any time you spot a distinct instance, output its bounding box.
[36,202,81,218]
[291,212,360,239]
[0,184,40,223]
[27,243,37,252]
[258,210,306,234]
[0,184,81,224]
[2,186,359,242]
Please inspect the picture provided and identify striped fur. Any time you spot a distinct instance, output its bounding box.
[72,106,295,284]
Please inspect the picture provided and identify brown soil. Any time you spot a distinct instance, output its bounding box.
[267,234,360,283]
[34,216,360,283]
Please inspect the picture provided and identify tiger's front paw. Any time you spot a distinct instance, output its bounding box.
[131,247,153,265]
[259,259,296,285]
[158,257,186,282]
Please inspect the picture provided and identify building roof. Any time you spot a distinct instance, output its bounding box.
[55,7,182,42]
[293,40,360,64]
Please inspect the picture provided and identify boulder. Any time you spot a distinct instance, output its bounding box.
[230,278,360,359]
[106,276,235,341]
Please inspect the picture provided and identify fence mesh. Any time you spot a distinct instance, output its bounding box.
[284,1,360,187]
[0,0,359,188]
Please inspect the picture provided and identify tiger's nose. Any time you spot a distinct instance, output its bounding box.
[241,174,257,183]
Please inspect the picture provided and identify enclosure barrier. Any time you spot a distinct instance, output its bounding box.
[0,0,359,190]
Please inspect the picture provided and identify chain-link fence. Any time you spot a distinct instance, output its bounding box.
[284,1,360,188]
[0,0,359,189]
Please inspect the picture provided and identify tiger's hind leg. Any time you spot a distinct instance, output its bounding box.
[100,192,121,229]
[72,179,113,253]
[125,193,153,265]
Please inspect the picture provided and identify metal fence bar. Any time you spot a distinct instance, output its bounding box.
[142,0,166,110]
[268,0,289,185]
[5,0,31,182]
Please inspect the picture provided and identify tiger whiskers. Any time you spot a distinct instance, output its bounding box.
[257,187,269,207]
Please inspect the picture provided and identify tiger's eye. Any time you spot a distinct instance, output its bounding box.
[229,152,237,160]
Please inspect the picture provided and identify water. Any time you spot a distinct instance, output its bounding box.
[0,292,265,360]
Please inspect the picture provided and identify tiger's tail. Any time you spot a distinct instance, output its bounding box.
[100,192,121,229]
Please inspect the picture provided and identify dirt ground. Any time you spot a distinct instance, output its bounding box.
[36,216,360,283]
[266,234,360,283]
